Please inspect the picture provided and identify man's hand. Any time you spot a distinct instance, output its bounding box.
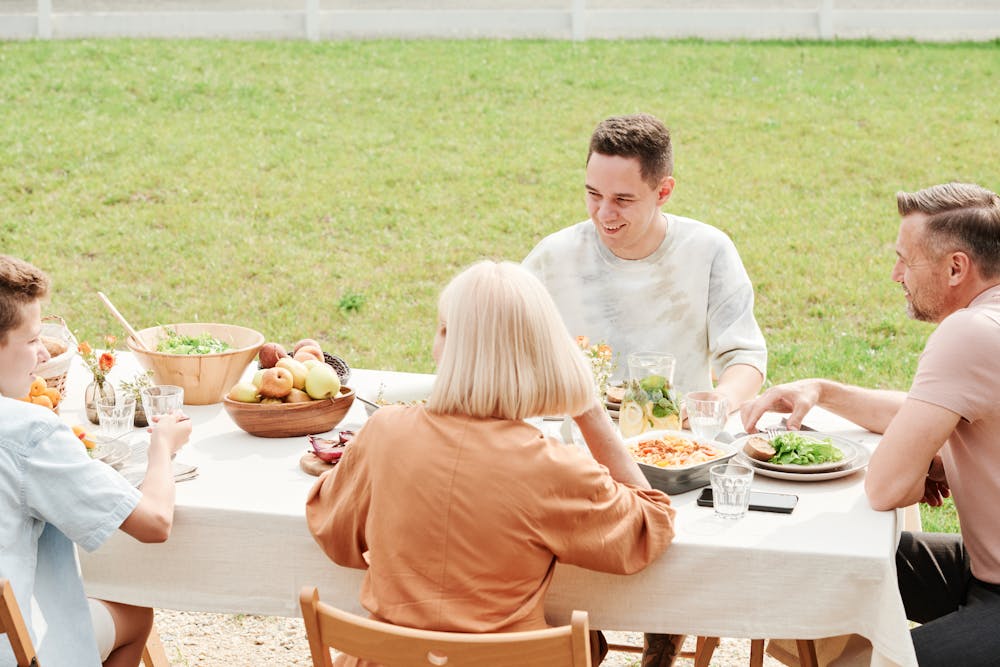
[740,379,823,433]
[921,455,951,507]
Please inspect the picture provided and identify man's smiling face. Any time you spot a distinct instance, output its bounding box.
[585,152,673,260]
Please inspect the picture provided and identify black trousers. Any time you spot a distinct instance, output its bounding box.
[896,531,1000,666]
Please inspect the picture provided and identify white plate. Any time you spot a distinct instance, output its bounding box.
[91,437,132,470]
[732,432,859,473]
[735,446,871,482]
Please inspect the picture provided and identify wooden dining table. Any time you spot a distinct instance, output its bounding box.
[68,353,917,666]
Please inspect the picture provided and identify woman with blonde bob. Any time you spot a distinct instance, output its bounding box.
[307,261,676,667]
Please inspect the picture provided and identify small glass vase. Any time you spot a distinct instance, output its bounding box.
[84,381,116,425]
[133,400,148,428]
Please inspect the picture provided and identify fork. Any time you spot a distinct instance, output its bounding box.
[764,426,782,441]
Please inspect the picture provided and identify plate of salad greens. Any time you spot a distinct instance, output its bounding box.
[733,431,859,473]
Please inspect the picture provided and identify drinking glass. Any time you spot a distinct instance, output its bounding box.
[685,391,729,441]
[619,352,677,438]
[96,395,136,440]
[710,462,754,519]
[140,385,185,422]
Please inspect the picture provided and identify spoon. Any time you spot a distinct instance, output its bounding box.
[97,291,151,351]
[355,395,381,411]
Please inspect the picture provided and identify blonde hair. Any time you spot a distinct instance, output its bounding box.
[427,261,594,420]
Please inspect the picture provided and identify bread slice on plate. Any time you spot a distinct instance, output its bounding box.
[743,435,776,462]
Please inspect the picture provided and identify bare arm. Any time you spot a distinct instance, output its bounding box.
[119,412,192,543]
[714,363,765,414]
[865,398,959,511]
[740,378,907,434]
[573,399,651,489]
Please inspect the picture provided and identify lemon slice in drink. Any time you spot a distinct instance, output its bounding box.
[619,401,646,438]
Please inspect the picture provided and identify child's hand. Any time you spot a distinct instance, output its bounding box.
[149,411,192,456]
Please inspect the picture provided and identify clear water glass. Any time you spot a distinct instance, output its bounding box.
[710,462,754,519]
[140,385,185,422]
[97,395,136,439]
[685,391,729,441]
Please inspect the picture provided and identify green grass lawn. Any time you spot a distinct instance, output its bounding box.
[3,38,995,532]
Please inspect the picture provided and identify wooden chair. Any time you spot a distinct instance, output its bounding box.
[141,622,170,667]
[608,634,815,667]
[0,579,38,667]
[2,577,169,667]
[299,586,590,667]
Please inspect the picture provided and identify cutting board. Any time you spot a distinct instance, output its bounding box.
[299,452,336,477]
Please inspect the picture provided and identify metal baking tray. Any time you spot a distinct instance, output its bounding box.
[624,429,738,495]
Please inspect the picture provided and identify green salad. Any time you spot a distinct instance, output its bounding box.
[769,432,844,465]
[156,329,231,355]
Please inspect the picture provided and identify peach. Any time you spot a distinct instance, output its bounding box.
[285,388,312,403]
[258,367,294,399]
[293,345,324,364]
[293,339,322,355]
[258,342,288,369]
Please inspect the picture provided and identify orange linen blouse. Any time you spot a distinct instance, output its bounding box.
[306,406,676,666]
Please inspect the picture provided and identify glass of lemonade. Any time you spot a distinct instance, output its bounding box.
[619,352,679,438]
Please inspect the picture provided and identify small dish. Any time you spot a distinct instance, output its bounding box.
[91,436,132,470]
[732,432,859,473]
[736,447,871,482]
[623,429,737,495]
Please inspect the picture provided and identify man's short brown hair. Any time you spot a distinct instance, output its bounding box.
[896,183,1000,279]
[588,113,673,188]
[0,255,50,344]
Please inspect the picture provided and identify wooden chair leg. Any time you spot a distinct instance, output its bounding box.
[796,639,818,667]
[693,636,720,667]
[750,639,765,667]
[141,622,170,667]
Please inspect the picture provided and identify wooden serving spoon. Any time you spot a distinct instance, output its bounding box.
[96,291,151,352]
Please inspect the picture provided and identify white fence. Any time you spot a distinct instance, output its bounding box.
[2,1,1000,41]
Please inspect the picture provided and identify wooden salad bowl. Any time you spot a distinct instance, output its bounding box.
[126,323,265,405]
[223,386,355,438]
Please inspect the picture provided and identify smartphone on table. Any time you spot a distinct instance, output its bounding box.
[697,488,798,514]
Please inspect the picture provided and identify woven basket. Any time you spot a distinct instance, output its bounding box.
[34,315,78,397]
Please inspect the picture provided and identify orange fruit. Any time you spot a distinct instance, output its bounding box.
[43,387,61,408]
[29,377,47,397]
[31,395,54,409]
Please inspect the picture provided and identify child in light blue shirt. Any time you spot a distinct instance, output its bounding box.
[0,254,191,667]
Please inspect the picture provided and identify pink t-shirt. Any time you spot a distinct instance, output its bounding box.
[908,283,1000,584]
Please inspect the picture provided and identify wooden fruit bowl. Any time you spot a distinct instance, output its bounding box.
[223,386,355,438]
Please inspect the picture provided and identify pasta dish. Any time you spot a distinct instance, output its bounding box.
[629,434,724,468]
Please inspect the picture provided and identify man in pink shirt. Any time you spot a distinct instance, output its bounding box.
[742,182,1000,667]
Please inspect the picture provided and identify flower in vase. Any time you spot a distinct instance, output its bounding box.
[78,335,117,389]
[576,337,615,398]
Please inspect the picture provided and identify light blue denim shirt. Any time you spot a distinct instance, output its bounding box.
[0,396,141,666]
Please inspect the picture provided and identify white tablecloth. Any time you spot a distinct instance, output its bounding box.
[68,354,916,666]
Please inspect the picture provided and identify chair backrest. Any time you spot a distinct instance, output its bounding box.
[299,586,590,667]
[0,579,39,667]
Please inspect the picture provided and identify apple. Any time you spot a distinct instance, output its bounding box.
[293,338,322,355]
[293,344,324,364]
[251,369,266,388]
[258,342,288,369]
[258,367,294,399]
[305,363,341,400]
[228,382,261,403]
[285,388,312,403]
[275,357,308,390]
